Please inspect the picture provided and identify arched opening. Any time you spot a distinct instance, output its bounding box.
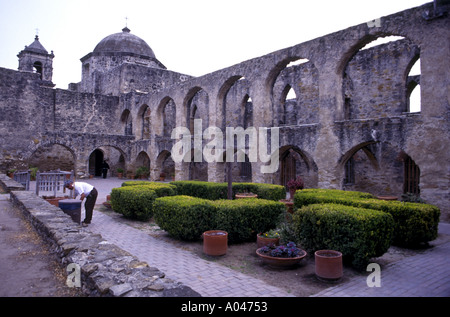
[137,105,151,139]
[406,57,421,113]
[398,152,420,195]
[33,61,43,79]
[135,151,150,179]
[28,143,75,172]
[120,109,133,136]
[342,35,419,120]
[270,57,318,126]
[156,150,175,181]
[88,149,104,177]
[278,146,318,189]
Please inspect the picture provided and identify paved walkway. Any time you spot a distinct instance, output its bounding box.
[31,177,450,297]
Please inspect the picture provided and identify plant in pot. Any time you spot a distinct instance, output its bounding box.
[257,229,280,248]
[116,168,124,178]
[136,166,149,179]
[159,172,166,181]
[256,241,307,269]
[7,169,16,178]
[287,176,304,200]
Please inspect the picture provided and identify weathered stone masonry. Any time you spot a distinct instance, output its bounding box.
[0,2,449,220]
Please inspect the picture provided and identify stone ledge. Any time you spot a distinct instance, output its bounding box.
[7,189,200,297]
[0,173,25,192]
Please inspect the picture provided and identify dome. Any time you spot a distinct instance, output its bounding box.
[93,27,156,58]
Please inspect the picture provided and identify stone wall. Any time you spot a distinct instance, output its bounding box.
[0,175,199,297]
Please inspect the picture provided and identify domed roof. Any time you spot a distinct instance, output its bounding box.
[93,27,156,58]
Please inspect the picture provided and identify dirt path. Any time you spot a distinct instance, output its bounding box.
[0,193,84,297]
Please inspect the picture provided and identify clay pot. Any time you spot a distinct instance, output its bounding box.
[279,199,294,214]
[315,250,343,281]
[235,193,258,199]
[256,234,280,248]
[203,230,228,256]
[256,248,307,269]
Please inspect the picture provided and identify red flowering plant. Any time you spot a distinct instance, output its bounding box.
[287,176,304,190]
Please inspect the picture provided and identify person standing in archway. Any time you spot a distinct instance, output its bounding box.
[101,160,110,179]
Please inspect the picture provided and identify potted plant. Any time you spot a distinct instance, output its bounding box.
[257,229,280,248]
[159,172,166,181]
[314,250,343,281]
[116,168,124,178]
[287,176,304,200]
[136,166,149,179]
[7,169,16,178]
[256,242,307,269]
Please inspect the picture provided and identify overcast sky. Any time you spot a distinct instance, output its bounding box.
[0,0,427,89]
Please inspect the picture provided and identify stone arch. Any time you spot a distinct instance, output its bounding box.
[120,109,133,136]
[340,33,420,120]
[155,150,175,180]
[217,75,246,129]
[184,86,209,134]
[135,151,150,179]
[136,104,151,139]
[87,145,126,178]
[338,141,410,197]
[155,96,176,137]
[269,57,318,126]
[28,143,76,172]
[278,145,318,189]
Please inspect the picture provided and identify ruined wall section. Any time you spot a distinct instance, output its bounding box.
[343,39,419,120]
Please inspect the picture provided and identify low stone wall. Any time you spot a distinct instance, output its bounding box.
[1,174,199,297]
[0,173,24,192]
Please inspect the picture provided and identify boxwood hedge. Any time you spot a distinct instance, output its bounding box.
[153,196,216,241]
[294,189,440,247]
[110,186,157,221]
[111,181,176,220]
[292,203,394,269]
[153,195,285,243]
[169,180,285,201]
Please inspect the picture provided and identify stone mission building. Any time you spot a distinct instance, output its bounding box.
[0,2,449,221]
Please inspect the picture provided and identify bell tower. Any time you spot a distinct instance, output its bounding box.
[17,35,54,85]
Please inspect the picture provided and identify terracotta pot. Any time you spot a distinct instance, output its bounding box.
[377,195,398,201]
[203,230,228,256]
[279,199,294,214]
[256,248,307,269]
[257,234,280,248]
[289,188,296,199]
[235,193,258,199]
[315,250,343,281]
[117,173,123,179]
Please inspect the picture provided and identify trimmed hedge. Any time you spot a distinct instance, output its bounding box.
[153,196,216,241]
[111,181,176,220]
[121,181,177,197]
[169,180,285,201]
[294,189,440,247]
[293,203,394,269]
[154,195,285,243]
[110,186,157,221]
[212,198,285,243]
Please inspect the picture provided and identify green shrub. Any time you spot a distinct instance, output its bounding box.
[153,195,285,243]
[212,198,285,243]
[294,189,440,247]
[121,181,176,197]
[293,203,394,269]
[110,186,157,221]
[169,180,285,201]
[153,196,216,241]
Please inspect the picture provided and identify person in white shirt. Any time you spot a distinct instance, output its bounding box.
[64,180,98,227]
